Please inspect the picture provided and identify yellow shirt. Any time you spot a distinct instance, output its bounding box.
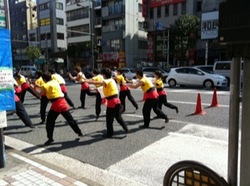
[116,74,126,85]
[92,74,103,88]
[103,79,118,97]
[140,76,154,93]
[155,78,164,89]
[16,75,26,85]
[43,79,64,99]
[35,77,45,87]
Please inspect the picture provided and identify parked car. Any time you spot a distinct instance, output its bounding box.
[167,66,228,89]
[19,65,37,77]
[142,67,169,82]
[195,65,214,73]
[120,68,136,80]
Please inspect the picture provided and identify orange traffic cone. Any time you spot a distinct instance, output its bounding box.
[193,93,206,115]
[210,87,219,107]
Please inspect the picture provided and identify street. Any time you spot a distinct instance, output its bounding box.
[5,82,232,186]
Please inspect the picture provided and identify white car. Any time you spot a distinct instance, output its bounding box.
[167,66,228,89]
[120,68,136,80]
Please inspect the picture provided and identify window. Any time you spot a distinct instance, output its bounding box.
[57,33,64,40]
[181,2,186,14]
[138,22,144,31]
[67,9,89,21]
[39,3,49,11]
[150,8,154,19]
[173,4,178,16]
[56,18,64,25]
[56,2,63,10]
[68,25,89,37]
[138,3,142,13]
[29,33,36,41]
[157,7,161,18]
[165,5,169,17]
[197,1,202,12]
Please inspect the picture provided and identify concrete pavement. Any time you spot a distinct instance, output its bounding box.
[3,123,229,186]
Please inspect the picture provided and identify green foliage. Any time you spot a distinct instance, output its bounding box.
[25,46,41,62]
[169,14,200,65]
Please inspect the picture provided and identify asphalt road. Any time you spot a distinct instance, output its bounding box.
[5,82,232,185]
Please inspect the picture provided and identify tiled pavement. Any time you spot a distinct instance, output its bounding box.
[0,150,89,186]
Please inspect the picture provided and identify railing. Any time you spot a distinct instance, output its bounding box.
[163,160,229,186]
[102,24,125,33]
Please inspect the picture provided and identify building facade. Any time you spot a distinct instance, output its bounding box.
[66,0,147,69]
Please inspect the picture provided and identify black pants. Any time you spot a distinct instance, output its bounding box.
[143,98,167,127]
[158,94,178,110]
[119,90,138,111]
[80,89,96,108]
[106,104,128,136]
[46,109,82,140]
[15,100,33,127]
[95,92,102,116]
[20,87,40,103]
[40,96,49,121]
[64,92,75,108]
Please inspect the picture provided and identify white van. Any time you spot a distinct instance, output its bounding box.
[19,65,37,77]
[213,60,243,86]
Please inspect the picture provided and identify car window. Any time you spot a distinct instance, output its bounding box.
[175,68,189,74]
[130,69,135,73]
[190,68,203,75]
[122,69,129,73]
[215,63,230,70]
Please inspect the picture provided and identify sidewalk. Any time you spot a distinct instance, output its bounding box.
[0,147,89,186]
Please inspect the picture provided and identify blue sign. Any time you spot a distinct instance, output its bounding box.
[0,29,15,111]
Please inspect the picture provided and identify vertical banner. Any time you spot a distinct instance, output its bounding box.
[0,29,15,111]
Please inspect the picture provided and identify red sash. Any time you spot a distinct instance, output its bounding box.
[14,94,20,102]
[120,85,129,91]
[81,82,90,90]
[107,97,121,108]
[60,85,67,93]
[157,89,166,96]
[51,98,69,112]
[21,82,29,90]
[144,90,158,100]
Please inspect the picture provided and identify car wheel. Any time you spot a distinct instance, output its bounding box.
[168,79,177,88]
[204,80,214,89]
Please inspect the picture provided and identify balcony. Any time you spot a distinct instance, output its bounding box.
[102,24,125,33]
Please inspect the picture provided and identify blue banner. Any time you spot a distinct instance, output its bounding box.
[0,29,15,111]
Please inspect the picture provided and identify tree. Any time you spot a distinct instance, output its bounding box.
[25,46,41,64]
[169,14,200,66]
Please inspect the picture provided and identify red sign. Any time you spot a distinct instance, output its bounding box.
[142,0,147,17]
[149,0,186,8]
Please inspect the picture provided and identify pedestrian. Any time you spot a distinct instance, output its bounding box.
[34,70,49,124]
[126,69,169,128]
[14,72,40,103]
[48,69,76,109]
[68,66,96,109]
[154,70,178,113]
[13,79,35,128]
[85,69,104,120]
[86,68,129,137]
[40,72,83,145]
[114,69,138,113]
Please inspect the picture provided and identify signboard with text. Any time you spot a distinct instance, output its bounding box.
[149,0,186,8]
[0,0,6,28]
[0,29,15,111]
[201,11,219,40]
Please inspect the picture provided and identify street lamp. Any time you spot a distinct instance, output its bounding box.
[76,1,95,69]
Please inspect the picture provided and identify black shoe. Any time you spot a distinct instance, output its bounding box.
[139,125,149,129]
[175,107,179,114]
[29,125,35,128]
[125,128,130,133]
[78,133,83,137]
[135,106,139,110]
[44,139,54,146]
[165,116,169,123]
[96,115,99,120]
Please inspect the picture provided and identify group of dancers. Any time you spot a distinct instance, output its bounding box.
[10,66,178,145]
